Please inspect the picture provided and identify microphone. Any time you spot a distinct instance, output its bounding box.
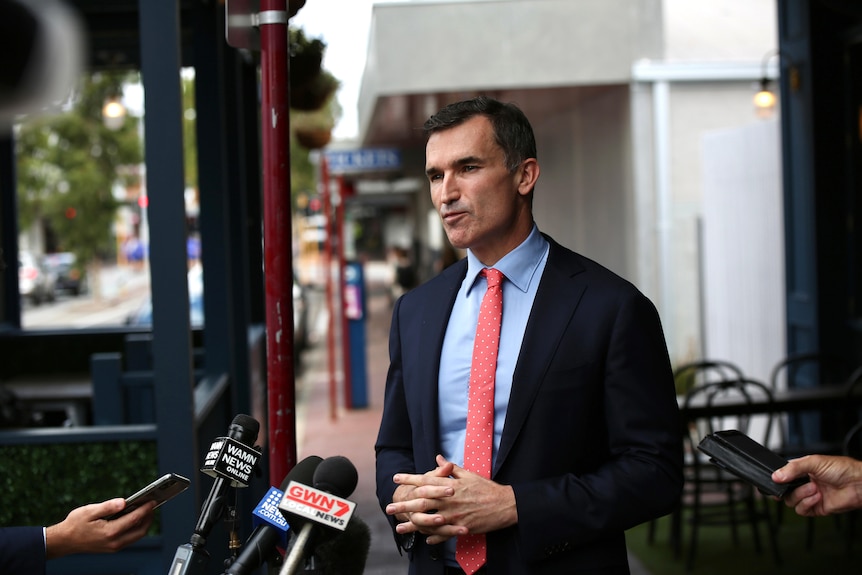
[169,414,261,575]
[278,455,359,575]
[224,455,323,575]
[312,513,372,575]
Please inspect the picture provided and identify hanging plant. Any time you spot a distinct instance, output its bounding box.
[289,27,325,95]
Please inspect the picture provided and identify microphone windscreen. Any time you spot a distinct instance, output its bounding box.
[314,515,372,575]
[285,455,323,489]
[312,456,358,498]
[229,414,260,444]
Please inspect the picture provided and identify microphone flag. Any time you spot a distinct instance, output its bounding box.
[278,481,356,532]
[201,436,261,487]
[252,486,291,549]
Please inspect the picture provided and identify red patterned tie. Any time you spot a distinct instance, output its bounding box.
[457,268,503,575]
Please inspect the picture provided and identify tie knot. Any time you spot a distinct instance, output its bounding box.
[482,268,503,288]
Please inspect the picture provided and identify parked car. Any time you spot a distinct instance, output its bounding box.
[43,252,87,296]
[18,251,56,305]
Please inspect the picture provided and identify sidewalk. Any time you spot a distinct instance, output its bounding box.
[293,264,652,574]
[295,274,403,574]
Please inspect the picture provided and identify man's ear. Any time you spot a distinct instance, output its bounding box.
[517,158,540,196]
[0,0,84,127]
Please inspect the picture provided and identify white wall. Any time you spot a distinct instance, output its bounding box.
[663,0,777,60]
[532,87,632,278]
[701,119,785,382]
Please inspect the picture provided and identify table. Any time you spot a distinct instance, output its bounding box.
[2,374,92,426]
[679,384,862,420]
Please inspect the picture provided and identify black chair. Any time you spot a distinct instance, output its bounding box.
[674,359,747,396]
[647,359,747,553]
[769,352,855,459]
[768,354,856,548]
[679,377,782,571]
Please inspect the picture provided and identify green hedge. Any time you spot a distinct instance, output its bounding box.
[0,440,159,532]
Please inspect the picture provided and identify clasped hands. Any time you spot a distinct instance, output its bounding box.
[385,454,517,545]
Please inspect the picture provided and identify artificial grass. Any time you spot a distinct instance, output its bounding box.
[626,503,861,574]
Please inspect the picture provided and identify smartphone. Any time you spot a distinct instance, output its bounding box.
[104,473,191,520]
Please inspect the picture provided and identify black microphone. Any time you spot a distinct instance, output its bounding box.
[194,414,262,542]
[278,455,359,575]
[312,513,372,575]
[169,414,261,575]
[224,455,323,575]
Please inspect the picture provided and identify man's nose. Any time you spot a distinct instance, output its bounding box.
[439,174,459,204]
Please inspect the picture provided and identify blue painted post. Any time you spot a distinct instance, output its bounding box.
[344,261,368,408]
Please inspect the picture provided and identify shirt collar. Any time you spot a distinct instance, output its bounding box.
[465,225,548,295]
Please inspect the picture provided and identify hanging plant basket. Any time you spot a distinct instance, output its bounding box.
[294,126,332,150]
[290,71,339,112]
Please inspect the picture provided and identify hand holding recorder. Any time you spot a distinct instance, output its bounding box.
[773,454,862,517]
[697,429,809,498]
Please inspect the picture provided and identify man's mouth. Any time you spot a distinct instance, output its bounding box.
[441,210,466,223]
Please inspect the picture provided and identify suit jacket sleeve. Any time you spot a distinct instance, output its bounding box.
[505,252,683,562]
[0,526,48,575]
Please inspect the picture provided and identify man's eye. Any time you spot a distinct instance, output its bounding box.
[429,174,442,182]
[463,165,478,172]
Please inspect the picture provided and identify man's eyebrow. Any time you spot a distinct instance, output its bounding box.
[425,156,483,177]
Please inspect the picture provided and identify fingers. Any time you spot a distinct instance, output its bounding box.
[395,511,467,545]
[782,480,817,508]
[85,498,127,520]
[773,457,810,484]
[793,491,823,517]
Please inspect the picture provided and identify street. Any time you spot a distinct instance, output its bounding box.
[21,266,151,329]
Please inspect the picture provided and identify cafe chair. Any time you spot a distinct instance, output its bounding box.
[768,354,856,548]
[647,359,747,551]
[769,352,855,459]
[673,359,747,396]
[679,376,782,571]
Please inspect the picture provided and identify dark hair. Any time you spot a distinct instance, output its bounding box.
[423,96,537,173]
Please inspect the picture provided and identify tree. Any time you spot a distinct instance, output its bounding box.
[16,71,143,268]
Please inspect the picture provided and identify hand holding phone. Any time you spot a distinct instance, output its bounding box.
[104,473,190,520]
[697,429,810,498]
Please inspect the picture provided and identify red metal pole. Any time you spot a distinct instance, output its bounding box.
[322,158,338,421]
[336,175,353,409]
[259,0,296,487]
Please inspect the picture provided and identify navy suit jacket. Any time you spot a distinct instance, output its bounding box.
[375,235,683,574]
[0,526,47,575]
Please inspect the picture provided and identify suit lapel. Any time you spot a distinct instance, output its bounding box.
[416,260,466,456]
[494,241,587,474]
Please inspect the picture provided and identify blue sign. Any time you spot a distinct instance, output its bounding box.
[324,148,401,174]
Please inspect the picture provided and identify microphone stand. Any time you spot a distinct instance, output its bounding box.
[279,522,326,575]
[169,490,240,575]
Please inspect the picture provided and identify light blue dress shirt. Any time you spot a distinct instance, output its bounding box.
[438,225,549,470]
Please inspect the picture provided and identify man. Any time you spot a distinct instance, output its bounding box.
[375,96,683,574]
[0,498,156,574]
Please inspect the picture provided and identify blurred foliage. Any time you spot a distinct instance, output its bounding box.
[289,27,339,111]
[0,440,160,533]
[289,26,341,204]
[291,92,341,198]
[15,71,143,264]
[183,73,198,193]
[13,29,338,266]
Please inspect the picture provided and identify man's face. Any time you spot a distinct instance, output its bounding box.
[425,115,536,265]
